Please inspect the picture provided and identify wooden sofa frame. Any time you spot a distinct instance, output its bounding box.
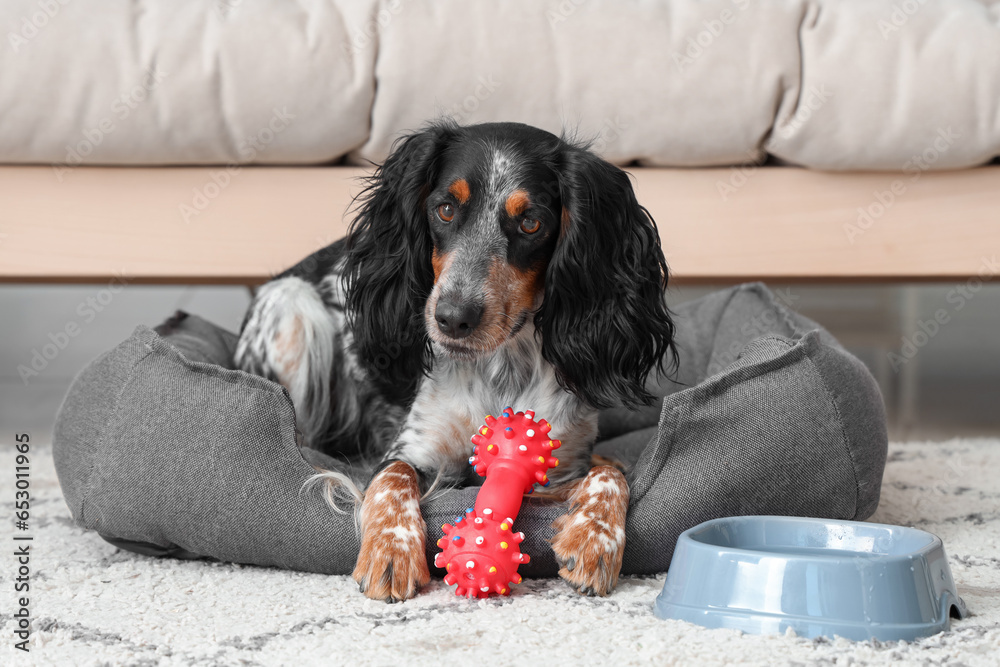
[2,165,997,286]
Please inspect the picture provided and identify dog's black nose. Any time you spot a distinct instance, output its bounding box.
[435,298,483,339]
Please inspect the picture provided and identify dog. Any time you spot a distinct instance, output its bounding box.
[235,121,676,602]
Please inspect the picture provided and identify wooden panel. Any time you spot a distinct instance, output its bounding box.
[637,166,1000,283]
[1,165,997,284]
[0,166,365,285]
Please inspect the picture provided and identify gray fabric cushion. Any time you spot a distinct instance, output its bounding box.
[53,283,887,577]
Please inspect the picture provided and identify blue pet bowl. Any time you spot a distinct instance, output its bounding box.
[654,516,967,641]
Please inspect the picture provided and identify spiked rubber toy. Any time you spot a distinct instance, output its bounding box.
[434,408,561,598]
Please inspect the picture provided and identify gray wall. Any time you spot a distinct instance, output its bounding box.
[1,286,250,432]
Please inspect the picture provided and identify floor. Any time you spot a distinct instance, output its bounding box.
[2,437,996,666]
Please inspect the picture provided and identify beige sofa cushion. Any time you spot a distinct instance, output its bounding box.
[354,0,1000,170]
[354,0,802,167]
[2,0,998,169]
[1,0,379,166]
[764,0,1000,170]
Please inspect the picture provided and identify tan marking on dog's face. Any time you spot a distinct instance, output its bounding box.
[550,465,629,596]
[489,258,543,319]
[448,178,471,205]
[425,253,547,357]
[451,257,544,353]
[353,461,430,602]
[431,248,451,283]
[505,189,531,217]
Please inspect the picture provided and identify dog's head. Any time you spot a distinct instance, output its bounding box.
[345,121,676,408]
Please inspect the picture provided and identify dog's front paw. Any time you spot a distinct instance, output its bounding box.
[352,461,430,602]
[353,527,429,603]
[550,465,629,596]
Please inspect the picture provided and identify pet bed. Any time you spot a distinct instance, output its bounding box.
[53,283,887,577]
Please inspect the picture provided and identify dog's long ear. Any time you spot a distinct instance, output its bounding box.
[538,146,677,409]
[345,123,455,403]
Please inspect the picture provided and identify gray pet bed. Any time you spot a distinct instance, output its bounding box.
[53,283,887,578]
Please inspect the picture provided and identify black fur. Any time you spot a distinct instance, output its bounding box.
[539,145,677,409]
[344,123,459,404]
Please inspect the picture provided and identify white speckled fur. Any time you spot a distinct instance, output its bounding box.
[388,318,597,485]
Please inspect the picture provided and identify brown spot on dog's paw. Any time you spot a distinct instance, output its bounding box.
[352,461,430,602]
[550,465,628,596]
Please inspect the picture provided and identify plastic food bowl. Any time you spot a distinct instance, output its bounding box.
[654,516,967,641]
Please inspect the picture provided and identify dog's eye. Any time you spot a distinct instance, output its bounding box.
[438,203,455,222]
[520,218,541,234]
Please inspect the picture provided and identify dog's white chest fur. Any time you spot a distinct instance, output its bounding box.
[398,323,597,482]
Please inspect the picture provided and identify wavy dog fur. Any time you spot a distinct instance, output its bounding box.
[237,120,676,601]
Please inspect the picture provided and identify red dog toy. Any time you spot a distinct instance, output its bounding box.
[434,408,560,598]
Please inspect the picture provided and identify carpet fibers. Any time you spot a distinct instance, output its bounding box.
[1,439,998,666]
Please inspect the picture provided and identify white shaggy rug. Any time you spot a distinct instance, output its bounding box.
[2,439,998,667]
